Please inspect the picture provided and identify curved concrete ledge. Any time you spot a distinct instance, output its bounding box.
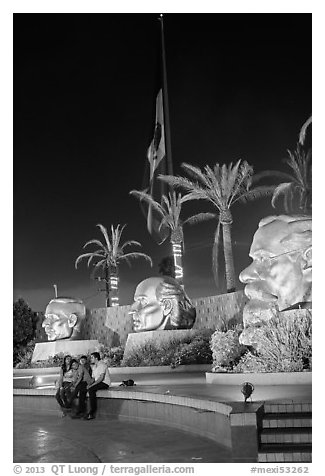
[13,387,234,452]
[13,364,211,376]
[13,386,232,416]
[206,371,312,385]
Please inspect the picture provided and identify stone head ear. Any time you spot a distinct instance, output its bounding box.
[301,246,312,270]
[68,313,78,328]
[161,298,173,317]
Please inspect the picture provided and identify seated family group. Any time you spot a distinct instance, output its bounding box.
[56,352,110,420]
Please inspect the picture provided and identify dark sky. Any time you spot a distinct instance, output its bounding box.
[13,13,311,311]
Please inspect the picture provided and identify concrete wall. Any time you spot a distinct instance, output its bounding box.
[35,290,247,346]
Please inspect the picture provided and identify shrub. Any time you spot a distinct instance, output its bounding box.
[122,339,183,367]
[239,311,312,373]
[122,330,214,367]
[15,343,125,369]
[210,325,247,372]
[233,351,269,373]
[100,346,124,367]
[14,339,36,368]
[13,298,37,347]
[171,331,213,367]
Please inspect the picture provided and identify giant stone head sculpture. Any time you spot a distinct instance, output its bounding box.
[42,297,86,341]
[129,276,196,332]
[239,215,312,346]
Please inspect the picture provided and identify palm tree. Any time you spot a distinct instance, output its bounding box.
[129,190,215,285]
[253,117,312,214]
[159,160,275,293]
[270,145,311,213]
[75,224,152,307]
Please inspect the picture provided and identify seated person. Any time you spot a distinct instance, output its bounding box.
[70,356,94,416]
[76,352,110,420]
[55,355,78,416]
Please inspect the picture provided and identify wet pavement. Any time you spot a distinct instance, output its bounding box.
[13,408,231,463]
[13,369,311,463]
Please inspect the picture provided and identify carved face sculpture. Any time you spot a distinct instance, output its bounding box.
[42,298,86,341]
[130,277,196,332]
[239,215,312,345]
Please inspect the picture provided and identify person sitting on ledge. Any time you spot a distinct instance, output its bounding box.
[55,354,73,416]
[70,355,94,418]
[129,276,196,332]
[77,352,111,420]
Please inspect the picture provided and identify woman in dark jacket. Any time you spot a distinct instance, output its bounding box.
[55,354,73,416]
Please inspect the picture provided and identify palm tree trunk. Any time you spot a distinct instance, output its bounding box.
[222,223,236,293]
[109,265,119,306]
[212,221,221,291]
[104,266,110,307]
[171,240,184,285]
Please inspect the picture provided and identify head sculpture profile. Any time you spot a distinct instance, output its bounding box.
[130,276,196,332]
[239,215,312,346]
[42,297,86,341]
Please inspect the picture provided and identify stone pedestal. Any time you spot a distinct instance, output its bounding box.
[32,340,100,362]
[122,329,201,363]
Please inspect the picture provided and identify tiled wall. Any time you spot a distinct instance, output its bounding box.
[81,290,247,347]
[192,291,247,330]
[83,305,134,347]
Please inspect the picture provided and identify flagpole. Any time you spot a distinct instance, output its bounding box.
[159,14,173,177]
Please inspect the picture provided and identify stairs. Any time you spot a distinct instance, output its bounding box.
[258,402,312,463]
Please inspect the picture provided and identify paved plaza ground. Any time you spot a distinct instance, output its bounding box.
[13,378,312,463]
[14,407,231,463]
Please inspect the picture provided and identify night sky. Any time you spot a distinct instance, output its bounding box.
[13,13,311,311]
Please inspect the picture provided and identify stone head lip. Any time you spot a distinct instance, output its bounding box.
[244,284,277,302]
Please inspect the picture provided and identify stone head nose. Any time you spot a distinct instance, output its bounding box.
[42,316,52,326]
[239,262,261,284]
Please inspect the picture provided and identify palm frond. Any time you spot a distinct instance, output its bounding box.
[234,185,276,205]
[180,190,211,203]
[75,253,94,268]
[120,240,142,250]
[228,160,254,204]
[181,162,211,187]
[93,259,107,270]
[158,174,203,193]
[96,224,112,252]
[83,239,105,249]
[299,115,312,145]
[111,224,127,258]
[252,170,294,184]
[271,183,293,209]
[121,252,153,267]
[129,190,165,217]
[183,212,216,226]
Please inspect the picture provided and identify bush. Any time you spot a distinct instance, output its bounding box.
[14,343,125,369]
[235,311,312,373]
[210,325,247,372]
[171,331,213,367]
[14,339,36,368]
[99,345,124,367]
[13,298,37,346]
[122,330,214,368]
[232,351,269,373]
